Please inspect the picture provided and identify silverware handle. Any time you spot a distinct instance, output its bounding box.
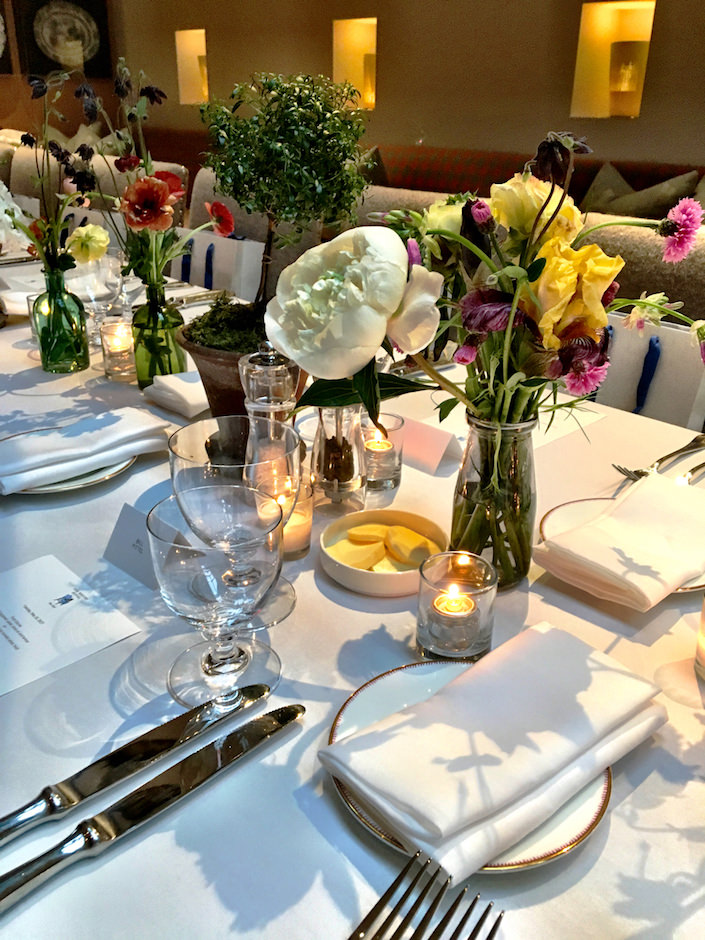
[0,820,103,913]
[0,787,70,847]
[653,436,705,469]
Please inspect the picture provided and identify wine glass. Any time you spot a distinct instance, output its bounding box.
[65,252,123,346]
[168,415,302,627]
[147,486,283,707]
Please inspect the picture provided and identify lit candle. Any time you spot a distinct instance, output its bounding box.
[282,483,313,560]
[103,322,133,354]
[100,322,136,381]
[364,431,394,454]
[432,583,477,618]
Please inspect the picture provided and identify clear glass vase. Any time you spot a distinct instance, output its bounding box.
[450,414,537,589]
[131,281,186,389]
[311,405,366,513]
[31,268,90,374]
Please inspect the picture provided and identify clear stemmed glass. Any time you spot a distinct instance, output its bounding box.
[168,415,302,628]
[146,486,284,707]
[65,252,123,346]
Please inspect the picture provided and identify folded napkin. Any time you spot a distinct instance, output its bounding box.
[533,474,705,611]
[0,290,31,317]
[142,371,209,419]
[319,623,665,882]
[0,407,170,495]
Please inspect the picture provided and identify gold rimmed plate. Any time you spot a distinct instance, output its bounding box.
[539,498,705,593]
[21,457,137,495]
[328,661,611,872]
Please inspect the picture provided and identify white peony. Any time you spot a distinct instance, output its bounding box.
[265,226,443,380]
[0,181,31,254]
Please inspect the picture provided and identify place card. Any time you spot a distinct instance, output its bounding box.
[103,503,159,590]
[0,556,142,697]
[402,417,463,474]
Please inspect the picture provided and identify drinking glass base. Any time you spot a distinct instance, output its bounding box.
[249,577,296,630]
[168,636,282,708]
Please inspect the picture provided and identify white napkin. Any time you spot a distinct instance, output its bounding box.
[533,473,705,611]
[0,407,170,495]
[0,290,31,317]
[142,371,209,419]
[318,623,666,882]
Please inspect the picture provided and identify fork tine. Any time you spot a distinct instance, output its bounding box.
[347,852,421,940]
[612,464,640,481]
[466,901,495,940]
[387,861,446,940]
[485,910,504,939]
[427,888,475,940]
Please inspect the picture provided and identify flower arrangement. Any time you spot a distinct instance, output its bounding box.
[266,132,704,587]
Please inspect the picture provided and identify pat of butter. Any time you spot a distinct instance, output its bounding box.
[346,523,388,544]
[384,525,441,565]
[327,538,386,570]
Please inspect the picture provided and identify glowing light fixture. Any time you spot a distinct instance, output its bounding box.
[175,29,209,105]
[571,1,656,118]
[332,18,377,110]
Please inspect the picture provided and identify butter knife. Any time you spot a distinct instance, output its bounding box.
[0,704,304,913]
[0,683,269,848]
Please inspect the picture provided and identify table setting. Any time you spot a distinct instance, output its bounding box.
[1,125,705,938]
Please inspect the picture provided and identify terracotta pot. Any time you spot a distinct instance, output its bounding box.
[175,327,246,417]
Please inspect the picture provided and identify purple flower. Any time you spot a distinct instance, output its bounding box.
[20,132,35,148]
[407,237,422,267]
[602,279,620,307]
[454,341,481,365]
[659,198,703,263]
[460,289,517,333]
[470,199,494,234]
[565,362,609,396]
[531,131,592,186]
[460,198,492,277]
[27,75,47,99]
[140,85,167,105]
[555,333,610,395]
[700,340,705,366]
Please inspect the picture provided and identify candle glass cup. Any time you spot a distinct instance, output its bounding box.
[696,594,705,681]
[100,321,137,381]
[25,294,39,344]
[416,551,498,662]
[361,412,404,490]
[283,482,313,561]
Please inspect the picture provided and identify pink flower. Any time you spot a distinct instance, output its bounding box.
[565,362,609,396]
[120,176,174,232]
[205,201,235,237]
[659,197,703,263]
[154,170,185,202]
[601,279,620,307]
[454,342,479,365]
[470,199,493,233]
[406,237,422,267]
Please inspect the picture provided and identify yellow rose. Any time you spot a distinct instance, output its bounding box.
[424,200,462,236]
[66,224,110,263]
[522,237,624,350]
[489,173,582,248]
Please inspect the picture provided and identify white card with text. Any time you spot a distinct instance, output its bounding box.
[103,503,158,590]
[0,556,141,697]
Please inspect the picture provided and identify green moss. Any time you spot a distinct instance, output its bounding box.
[182,293,266,352]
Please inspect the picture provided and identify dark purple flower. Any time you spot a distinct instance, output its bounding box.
[20,132,36,148]
[27,75,47,99]
[75,143,94,161]
[602,280,620,307]
[470,199,494,234]
[553,333,610,395]
[406,237,422,267]
[47,141,72,165]
[140,85,167,105]
[460,289,517,333]
[460,198,492,277]
[531,131,592,186]
[74,81,97,121]
[115,154,141,173]
[114,73,132,100]
[72,168,97,193]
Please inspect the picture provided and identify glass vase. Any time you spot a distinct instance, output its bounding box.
[311,405,366,514]
[131,281,186,389]
[450,414,537,589]
[32,268,89,374]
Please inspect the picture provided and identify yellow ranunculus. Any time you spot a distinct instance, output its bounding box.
[66,223,110,263]
[490,173,583,248]
[424,200,463,236]
[522,237,624,350]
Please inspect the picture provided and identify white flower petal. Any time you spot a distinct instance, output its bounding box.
[386,267,444,354]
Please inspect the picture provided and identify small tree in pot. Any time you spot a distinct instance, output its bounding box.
[179,71,369,414]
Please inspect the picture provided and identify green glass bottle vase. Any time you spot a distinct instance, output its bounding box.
[131,282,187,389]
[32,268,90,374]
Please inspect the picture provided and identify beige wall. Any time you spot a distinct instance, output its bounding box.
[3,0,704,166]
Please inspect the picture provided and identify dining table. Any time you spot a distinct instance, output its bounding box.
[0,259,704,939]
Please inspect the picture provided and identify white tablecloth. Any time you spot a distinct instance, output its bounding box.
[0,265,704,938]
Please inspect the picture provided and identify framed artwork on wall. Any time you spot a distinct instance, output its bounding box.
[12,0,112,77]
[0,9,13,73]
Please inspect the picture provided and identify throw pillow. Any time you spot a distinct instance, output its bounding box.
[608,170,699,219]
[694,174,705,213]
[361,146,389,187]
[580,162,634,212]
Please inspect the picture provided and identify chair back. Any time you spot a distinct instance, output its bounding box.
[170,228,264,302]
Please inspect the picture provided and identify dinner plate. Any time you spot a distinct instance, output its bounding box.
[21,457,137,494]
[328,661,611,872]
[539,498,705,592]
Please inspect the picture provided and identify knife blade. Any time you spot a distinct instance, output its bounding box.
[0,683,269,848]
[0,704,304,913]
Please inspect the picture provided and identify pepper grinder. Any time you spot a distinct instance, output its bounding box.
[238,342,300,423]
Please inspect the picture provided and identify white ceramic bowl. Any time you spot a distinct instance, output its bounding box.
[319,509,448,597]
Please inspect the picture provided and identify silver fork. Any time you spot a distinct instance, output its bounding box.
[613,432,705,480]
[348,853,504,940]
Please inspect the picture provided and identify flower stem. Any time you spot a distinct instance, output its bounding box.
[409,352,479,415]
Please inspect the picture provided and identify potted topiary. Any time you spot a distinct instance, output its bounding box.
[177,71,369,415]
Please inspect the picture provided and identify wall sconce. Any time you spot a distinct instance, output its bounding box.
[175,29,209,105]
[332,18,377,110]
[570,1,656,118]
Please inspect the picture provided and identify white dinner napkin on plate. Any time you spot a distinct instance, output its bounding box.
[0,407,170,495]
[533,473,705,611]
[142,371,209,419]
[318,623,666,882]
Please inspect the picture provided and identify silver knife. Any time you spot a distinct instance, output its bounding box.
[0,683,269,848]
[0,704,304,913]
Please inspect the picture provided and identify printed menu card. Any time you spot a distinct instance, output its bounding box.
[0,556,141,696]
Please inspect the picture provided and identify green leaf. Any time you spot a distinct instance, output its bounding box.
[437,397,461,421]
[352,359,381,426]
[526,257,546,282]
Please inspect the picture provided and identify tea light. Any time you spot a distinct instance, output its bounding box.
[100,321,136,382]
[361,413,404,490]
[416,552,497,662]
[283,483,313,561]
